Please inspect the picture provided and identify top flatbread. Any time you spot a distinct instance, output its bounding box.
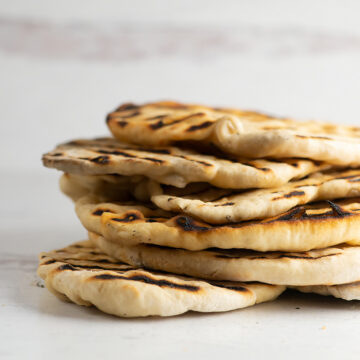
[107,101,360,165]
[38,240,284,317]
[42,138,327,189]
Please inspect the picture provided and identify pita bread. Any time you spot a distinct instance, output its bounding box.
[106,101,360,165]
[89,232,360,286]
[75,195,360,252]
[43,138,326,189]
[148,169,360,223]
[293,282,360,301]
[38,240,284,317]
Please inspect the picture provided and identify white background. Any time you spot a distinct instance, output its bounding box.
[1,1,360,359]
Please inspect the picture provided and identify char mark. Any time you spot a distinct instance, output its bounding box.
[210,282,249,292]
[296,135,331,140]
[273,190,305,201]
[214,202,235,207]
[111,213,140,223]
[142,157,164,164]
[92,209,113,216]
[97,149,135,158]
[90,155,110,165]
[176,216,210,232]
[93,273,200,291]
[186,121,213,132]
[117,120,128,128]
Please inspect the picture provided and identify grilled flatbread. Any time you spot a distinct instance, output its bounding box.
[106,101,360,165]
[37,241,284,317]
[293,282,360,301]
[90,232,360,286]
[75,195,360,252]
[43,138,328,189]
[148,169,360,223]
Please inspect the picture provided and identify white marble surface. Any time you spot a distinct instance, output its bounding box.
[1,172,360,360]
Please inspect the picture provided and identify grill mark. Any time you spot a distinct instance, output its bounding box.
[327,200,352,218]
[117,120,128,127]
[111,213,140,223]
[93,273,200,292]
[135,148,171,155]
[186,121,213,132]
[176,216,210,232]
[142,157,164,164]
[57,264,77,271]
[90,156,110,164]
[176,155,213,167]
[214,202,235,207]
[209,282,249,293]
[115,103,139,111]
[43,259,57,265]
[92,209,114,216]
[149,119,183,130]
[273,190,305,201]
[97,149,136,158]
[146,114,167,121]
[296,135,332,140]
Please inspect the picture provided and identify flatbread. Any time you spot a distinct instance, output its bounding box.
[293,282,360,301]
[148,169,360,223]
[37,240,284,317]
[90,232,360,286]
[59,173,146,202]
[106,101,360,165]
[43,138,328,189]
[75,195,360,252]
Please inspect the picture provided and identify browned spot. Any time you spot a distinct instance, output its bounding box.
[176,216,210,232]
[273,190,305,201]
[186,121,213,132]
[51,152,63,157]
[90,155,110,165]
[92,209,114,216]
[93,273,200,292]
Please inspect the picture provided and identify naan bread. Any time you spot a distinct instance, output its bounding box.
[90,232,360,286]
[75,195,360,252]
[149,169,360,223]
[293,282,360,301]
[106,101,360,165]
[38,240,284,317]
[43,138,326,189]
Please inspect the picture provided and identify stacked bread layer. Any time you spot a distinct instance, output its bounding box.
[40,101,360,317]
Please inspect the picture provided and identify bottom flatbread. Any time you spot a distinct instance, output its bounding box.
[37,241,285,317]
[89,232,360,286]
[293,283,360,301]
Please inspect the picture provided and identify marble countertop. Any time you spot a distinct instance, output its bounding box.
[1,172,360,360]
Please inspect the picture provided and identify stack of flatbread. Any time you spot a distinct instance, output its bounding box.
[41,101,360,317]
